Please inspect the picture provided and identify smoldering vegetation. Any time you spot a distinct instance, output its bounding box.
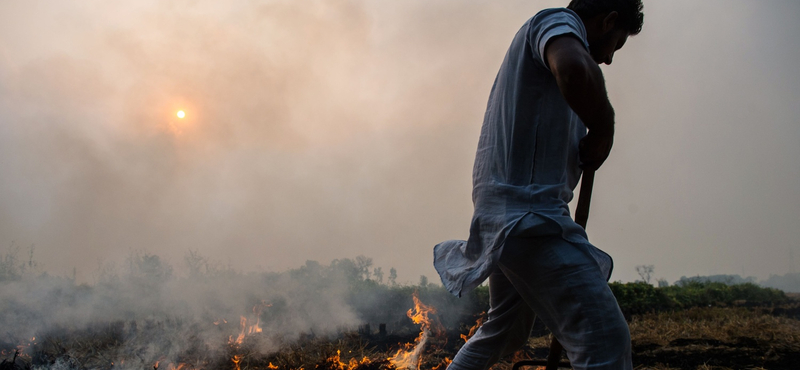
[0,248,485,370]
[0,249,356,369]
[3,246,800,370]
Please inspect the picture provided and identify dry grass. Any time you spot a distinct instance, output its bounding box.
[629,307,800,347]
[4,306,799,370]
[513,306,800,370]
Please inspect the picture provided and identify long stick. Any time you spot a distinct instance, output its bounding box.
[546,169,595,370]
[574,169,595,230]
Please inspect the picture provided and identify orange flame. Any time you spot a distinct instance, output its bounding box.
[232,355,242,370]
[388,292,443,370]
[460,312,486,342]
[432,357,452,370]
[231,302,269,345]
[324,350,373,370]
[153,361,190,370]
[234,316,248,345]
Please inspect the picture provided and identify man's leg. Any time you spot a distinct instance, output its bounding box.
[447,268,537,370]
[498,236,632,370]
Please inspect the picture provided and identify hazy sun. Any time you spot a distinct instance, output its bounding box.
[177,110,186,119]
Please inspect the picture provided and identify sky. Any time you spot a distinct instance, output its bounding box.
[0,0,798,285]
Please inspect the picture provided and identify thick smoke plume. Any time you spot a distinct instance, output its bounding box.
[0,248,362,369]
[2,0,800,325]
[1,0,553,283]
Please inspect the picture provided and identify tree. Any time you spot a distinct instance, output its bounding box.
[184,249,209,277]
[636,265,654,284]
[388,267,397,286]
[373,267,384,284]
[355,255,373,281]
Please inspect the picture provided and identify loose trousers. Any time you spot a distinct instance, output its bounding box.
[447,236,632,370]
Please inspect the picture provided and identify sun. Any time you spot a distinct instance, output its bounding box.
[177,110,186,119]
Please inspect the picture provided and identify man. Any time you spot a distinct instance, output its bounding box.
[433,1,644,369]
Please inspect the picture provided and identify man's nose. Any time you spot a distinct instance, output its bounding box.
[604,52,615,65]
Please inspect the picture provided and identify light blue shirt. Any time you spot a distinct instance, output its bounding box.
[434,8,602,297]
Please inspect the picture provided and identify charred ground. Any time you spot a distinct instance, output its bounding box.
[1,251,798,370]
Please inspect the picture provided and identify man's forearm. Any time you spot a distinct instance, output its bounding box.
[552,55,615,134]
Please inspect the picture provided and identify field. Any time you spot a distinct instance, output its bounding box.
[1,254,799,370]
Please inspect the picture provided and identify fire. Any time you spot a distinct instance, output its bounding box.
[460,312,486,342]
[388,292,443,370]
[432,357,452,370]
[323,350,373,370]
[230,302,270,345]
[153,361,190,370]
[232,355,242,370]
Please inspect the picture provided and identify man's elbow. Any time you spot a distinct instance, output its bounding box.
[551,55,593,89]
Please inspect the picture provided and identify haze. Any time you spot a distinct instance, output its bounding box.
[1,0,798,285]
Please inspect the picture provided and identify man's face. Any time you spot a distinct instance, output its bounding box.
[589,28,629,65]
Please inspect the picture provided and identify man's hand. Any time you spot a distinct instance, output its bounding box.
[579,130,614,171]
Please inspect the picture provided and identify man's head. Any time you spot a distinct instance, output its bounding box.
[567,0,644,65]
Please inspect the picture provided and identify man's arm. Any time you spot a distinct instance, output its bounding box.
[545,35,615,170]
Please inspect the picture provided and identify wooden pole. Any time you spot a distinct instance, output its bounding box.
[546,169,595,370]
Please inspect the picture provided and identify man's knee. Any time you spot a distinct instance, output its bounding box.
[582,313,631,367]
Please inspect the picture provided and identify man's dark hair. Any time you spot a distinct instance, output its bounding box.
[567,0,644,35]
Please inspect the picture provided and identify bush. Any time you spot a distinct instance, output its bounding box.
[609,281,788,316]
[610,282,676,315]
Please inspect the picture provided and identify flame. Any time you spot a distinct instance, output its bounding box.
[232,355,242,370]
[431,357,452,370]
[460,312,486,342]
[267,362,279,369]
[234,316,248,345]
[153,361,190,370]
[388,292,443,370]
[249,303,264,334]
[324,350,373,370]
[230,302,269,345]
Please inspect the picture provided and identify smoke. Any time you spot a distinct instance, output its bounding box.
[0,249,361,369]
[0,0,562,282]
[2,0,800,296]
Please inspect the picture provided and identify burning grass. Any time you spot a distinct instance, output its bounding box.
[7,302,799,370]
[2,251,799,370]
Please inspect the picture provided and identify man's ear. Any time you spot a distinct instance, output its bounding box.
[601,11,619,33]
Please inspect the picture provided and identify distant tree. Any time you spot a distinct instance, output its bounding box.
[184,249,209,277]
[636,265,654,284]
[129,253,173,281]
[373,267,384,284]
[657,278,669,288]
[760,273,800,293]
[330,258,360,281]
[388,267,397,286]
[0,244,22,281]
[419,275,429,287]
[355,255,373,280]
[675,274,756,286]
